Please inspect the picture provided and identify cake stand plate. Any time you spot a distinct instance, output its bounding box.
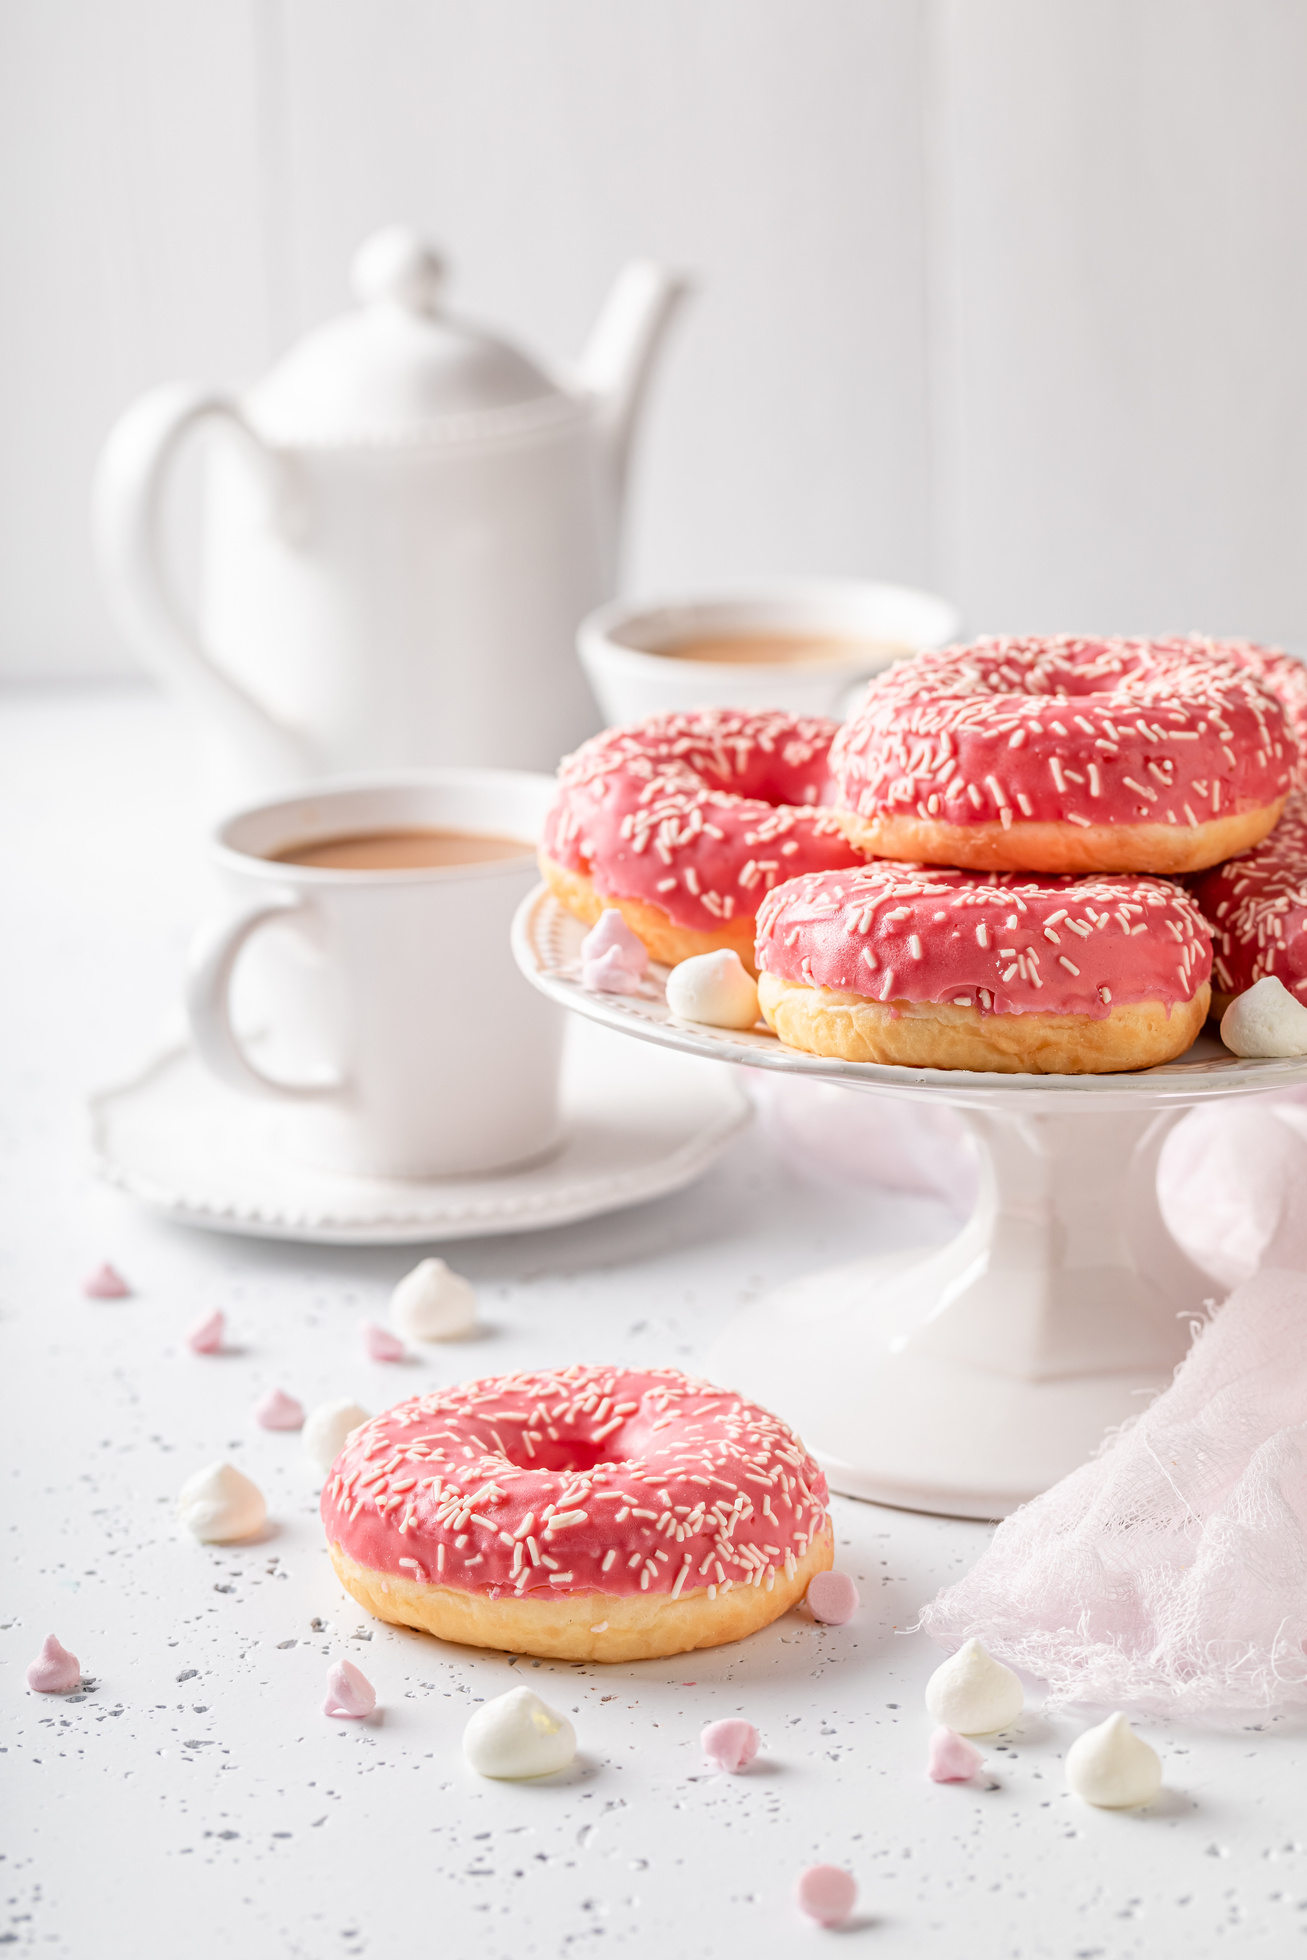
[513,885,1307,1518]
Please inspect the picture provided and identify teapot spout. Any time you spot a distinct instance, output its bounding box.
[578,261,690,514]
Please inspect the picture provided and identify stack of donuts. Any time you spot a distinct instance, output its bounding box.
[543,635,1305,1073]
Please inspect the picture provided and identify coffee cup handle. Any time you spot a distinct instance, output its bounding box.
[186,897,342,1101]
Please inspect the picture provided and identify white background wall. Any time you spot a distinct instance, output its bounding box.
[2,0,1305,677]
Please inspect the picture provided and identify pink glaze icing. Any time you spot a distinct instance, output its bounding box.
[832,636,1294,833]
[927,1725,984,1782]
[1223,642,1307,783]
[794,1865,857,1927]
[26,1634,80,1694]
[323,1658,375,1719]
[83,1263,129,1299]
[1194,791,1307,1000]
[542,710,864,934]
[806,1569,859,1625]
[580,909,648,973]
[581,946,643,995]
[362,1321,405,1363]
[186,1310,224,1354]
[254,1388,305,1431]
[320,1366,830,1603]
[701,1718,759,1772]
[756,863,1212,1021]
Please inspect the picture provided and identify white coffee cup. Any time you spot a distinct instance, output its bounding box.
[577,578,960,727]
[186,771,564,1179]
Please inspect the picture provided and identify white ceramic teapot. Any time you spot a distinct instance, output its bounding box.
[93,227,686,799]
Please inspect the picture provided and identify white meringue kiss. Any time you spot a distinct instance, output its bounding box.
[924,1638,1023,1735]
[463,1686,577,1779]
[1066,1712,1162,1809]
[665,950,759,1030]
[177,1462,267,1543]
[1220,975,1307,1058]
[389,1258,479,1341]
[302,1400,371,1475]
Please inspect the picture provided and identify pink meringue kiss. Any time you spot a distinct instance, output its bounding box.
[323,1658,376,1719]
[361,1321,405,1363]
[253,1388,304,1431]
[806,1570,859,1625]
[581,945,643,995]
[794,1864,857,1927]
[701,1718,759,1773]
[186,1309,225,1355]
[83,1263,130,1299]
[580,909,648,975]
[26,1634,81,1694]
[927,1725,984,1783]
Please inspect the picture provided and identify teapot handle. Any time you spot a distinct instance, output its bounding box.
[92,383,309,781]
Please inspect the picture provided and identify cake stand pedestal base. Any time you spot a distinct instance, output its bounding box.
[707,1104,1214,1519]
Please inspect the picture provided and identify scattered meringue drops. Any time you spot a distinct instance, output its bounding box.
[806,1569,859,1625]
[302,1400,370,1475]
[82,1262,130,1299]
[177,1462,267,1543]
[1220,974,1307,1057]
[924,1638,1024,1735]
[26,1634,80,1694]
[389,1258,478,1342]
[1066,1712,1163,1809]
[252,1387,304,1431]
[579,908,647,995]
[701,1718,759,1773]
[360,1320,405,1363]
[463,1686,576,1779]
[665,949,760,1030]
[323,1658,376,1720]
[794,1864,857,1928]
[581,944,643,995]
[186,1309,225,1355]
[927,1725,984,1783]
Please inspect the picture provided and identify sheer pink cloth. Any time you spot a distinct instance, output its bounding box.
[919,1108,1307,1720]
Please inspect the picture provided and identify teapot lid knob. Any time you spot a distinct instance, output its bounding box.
[350,226,446,317]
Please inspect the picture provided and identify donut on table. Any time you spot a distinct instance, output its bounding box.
[322,1366,833,1663]
[1192,791,1307,1021]
[830,635,1293,876]
[540,709,866,973]
[754,862,1212,1073]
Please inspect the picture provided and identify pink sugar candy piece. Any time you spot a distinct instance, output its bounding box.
[83,1262,130,1299]
[323,1658,376,1719]
[361,1320,405,1363]
[253,1388,304,1431]
[794,1864,857,1927]
[580,908,648,975]
[927,1724,984,1782]
[806,1569,859,1625]
[26,1634,81,1694]
[186,1309,225,1355]
[581,946,643,995]
[701,1718,759,1773]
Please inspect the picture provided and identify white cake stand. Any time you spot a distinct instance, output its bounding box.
[513,886,1307,1520]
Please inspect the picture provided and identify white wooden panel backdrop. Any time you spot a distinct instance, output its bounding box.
[1,0,1305,676]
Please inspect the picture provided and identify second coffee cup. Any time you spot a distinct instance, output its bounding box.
[186,771,564,1179]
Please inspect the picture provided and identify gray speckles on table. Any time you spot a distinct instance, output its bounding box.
[3,686,1307,1959]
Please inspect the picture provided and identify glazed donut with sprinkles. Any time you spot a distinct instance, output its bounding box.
[539,708,866,972]
[1193,790,1307,1021]
[322,1365,834,1661]
[754,861,1212,1073]
[830,635,1293,876]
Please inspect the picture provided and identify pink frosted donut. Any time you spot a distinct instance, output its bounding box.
[755,861,1213,1073]
[831,635,1293,876]
[1193,789,1307,1018]
[1220,641,1307,782]
[322,1365,834,1662]
[540,709,866,973]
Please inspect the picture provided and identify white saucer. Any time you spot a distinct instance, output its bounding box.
[88,1019,750,1245]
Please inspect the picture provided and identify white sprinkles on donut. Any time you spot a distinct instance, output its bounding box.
[1194,791,1307,1003]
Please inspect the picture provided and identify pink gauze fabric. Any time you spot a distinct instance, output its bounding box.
[919,1114,1307,1721]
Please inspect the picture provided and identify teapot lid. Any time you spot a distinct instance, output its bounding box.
[245,226,571,445]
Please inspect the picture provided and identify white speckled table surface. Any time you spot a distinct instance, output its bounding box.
[3,685,1303,1960]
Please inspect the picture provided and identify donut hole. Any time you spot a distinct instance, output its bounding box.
[491,1433,628,1476]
